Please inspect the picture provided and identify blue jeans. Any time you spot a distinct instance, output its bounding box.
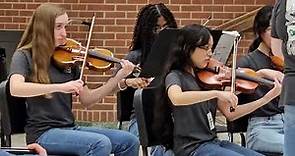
[128,118,174,156]
[190,139,264,156]
[246,113,284,153]
[36,126,139,156]
[0,150,10,156]
[284,105,295,156]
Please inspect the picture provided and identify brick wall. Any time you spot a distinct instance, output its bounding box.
[0,0,275,122]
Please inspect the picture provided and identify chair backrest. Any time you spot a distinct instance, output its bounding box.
[0,79,27,145]
[116,88,136,123]
[133,86,173,149]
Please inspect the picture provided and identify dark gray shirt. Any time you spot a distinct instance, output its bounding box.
[272,0,295,105]
[165,70,217,156]
[9,50,77,144]
[237,49,283,117]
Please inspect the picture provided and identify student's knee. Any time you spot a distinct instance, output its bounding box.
[90,135,112,155]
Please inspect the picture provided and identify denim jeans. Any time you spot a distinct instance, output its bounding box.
[128,118,174,156]
[36,126,139,156]
[190,139,264,156]
[0,150,10,156]
[284,105,295,156]
[246,113,284,153]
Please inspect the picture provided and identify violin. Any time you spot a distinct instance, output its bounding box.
[53,38,141,76]
[270,55,284,71]
[196,58,274,94]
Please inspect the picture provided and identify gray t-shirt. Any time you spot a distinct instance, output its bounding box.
[237,49,283,117]
[165,70,217,156]
[9,50,77,144]
[272,0,295,105]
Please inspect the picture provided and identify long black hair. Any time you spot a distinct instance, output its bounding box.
[130,3,177,67]
[170,24,211,72]
[248,5,273,52]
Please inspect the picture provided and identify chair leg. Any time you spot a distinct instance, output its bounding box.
[240,133,246,147]
[117,120,123,130]
[142,146,148,156]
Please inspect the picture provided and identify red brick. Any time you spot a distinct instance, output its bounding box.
[181,5,202,12]
[116,33,132,39]
[171,0,191,4]
[149,0,169,3]
[116,4,137,11]
[105,0,127,3]
[116,19,135,25]
[214,0,233,4]
[127,0,147,4]
[235,0,255,4]
[12,3,26,9]
[192,0,213,4]
[64,0,78,3]
[0,3,12,9]
[213,12,234,19]
[255,0,274,5]
[80,0,104,3]
[0,17,12,22]
[5,10,19,16]
[105,12,126,18]
[13,17,26,23]
[174,12,191,19]
[192,12,212,19]
[100,112,107,121]
[105,40,126,46]
[105,26,126,32]
[224,5,245,12]
[87,4,115,11]
[203,5,223,12]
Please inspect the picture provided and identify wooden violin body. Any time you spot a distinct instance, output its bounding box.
[196,58,274,94]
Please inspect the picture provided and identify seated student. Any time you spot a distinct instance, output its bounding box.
[9,3,139,156]
[236,5,284,153]
[165,24,282,156]
[118,3,177,156]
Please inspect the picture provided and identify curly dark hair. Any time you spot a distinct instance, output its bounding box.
[130,3,177,67]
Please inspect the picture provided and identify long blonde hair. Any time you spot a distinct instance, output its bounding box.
[17,3,65,84]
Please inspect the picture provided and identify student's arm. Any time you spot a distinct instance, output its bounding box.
[271,37,284,61]
[79,60,134,107]
[10,74,83,97]
[167,84,238,107]
[218,78,281,121]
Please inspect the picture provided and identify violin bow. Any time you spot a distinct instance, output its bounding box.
[79,14,96,81]
[229,32,241,112]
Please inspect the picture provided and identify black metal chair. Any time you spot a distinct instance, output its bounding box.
[0,79,36,155]
[133,86,173,156]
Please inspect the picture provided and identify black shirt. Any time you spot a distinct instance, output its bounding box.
[165,70,217,156]
[9,50,77,144]
[272,0,295,105]
[236,49,283,117]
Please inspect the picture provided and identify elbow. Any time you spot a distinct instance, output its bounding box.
[9,82,19,97]
[170,95,184,106]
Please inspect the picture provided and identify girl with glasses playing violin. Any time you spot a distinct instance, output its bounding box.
[165,24,281,156]
[9,3,139,156]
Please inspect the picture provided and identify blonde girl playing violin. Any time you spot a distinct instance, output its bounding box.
[165,24,281,156]
[9,3,139,156]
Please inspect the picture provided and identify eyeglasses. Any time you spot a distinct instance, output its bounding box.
[199,45,212,51]
[198,45,212,55]
[154,23,168,33]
